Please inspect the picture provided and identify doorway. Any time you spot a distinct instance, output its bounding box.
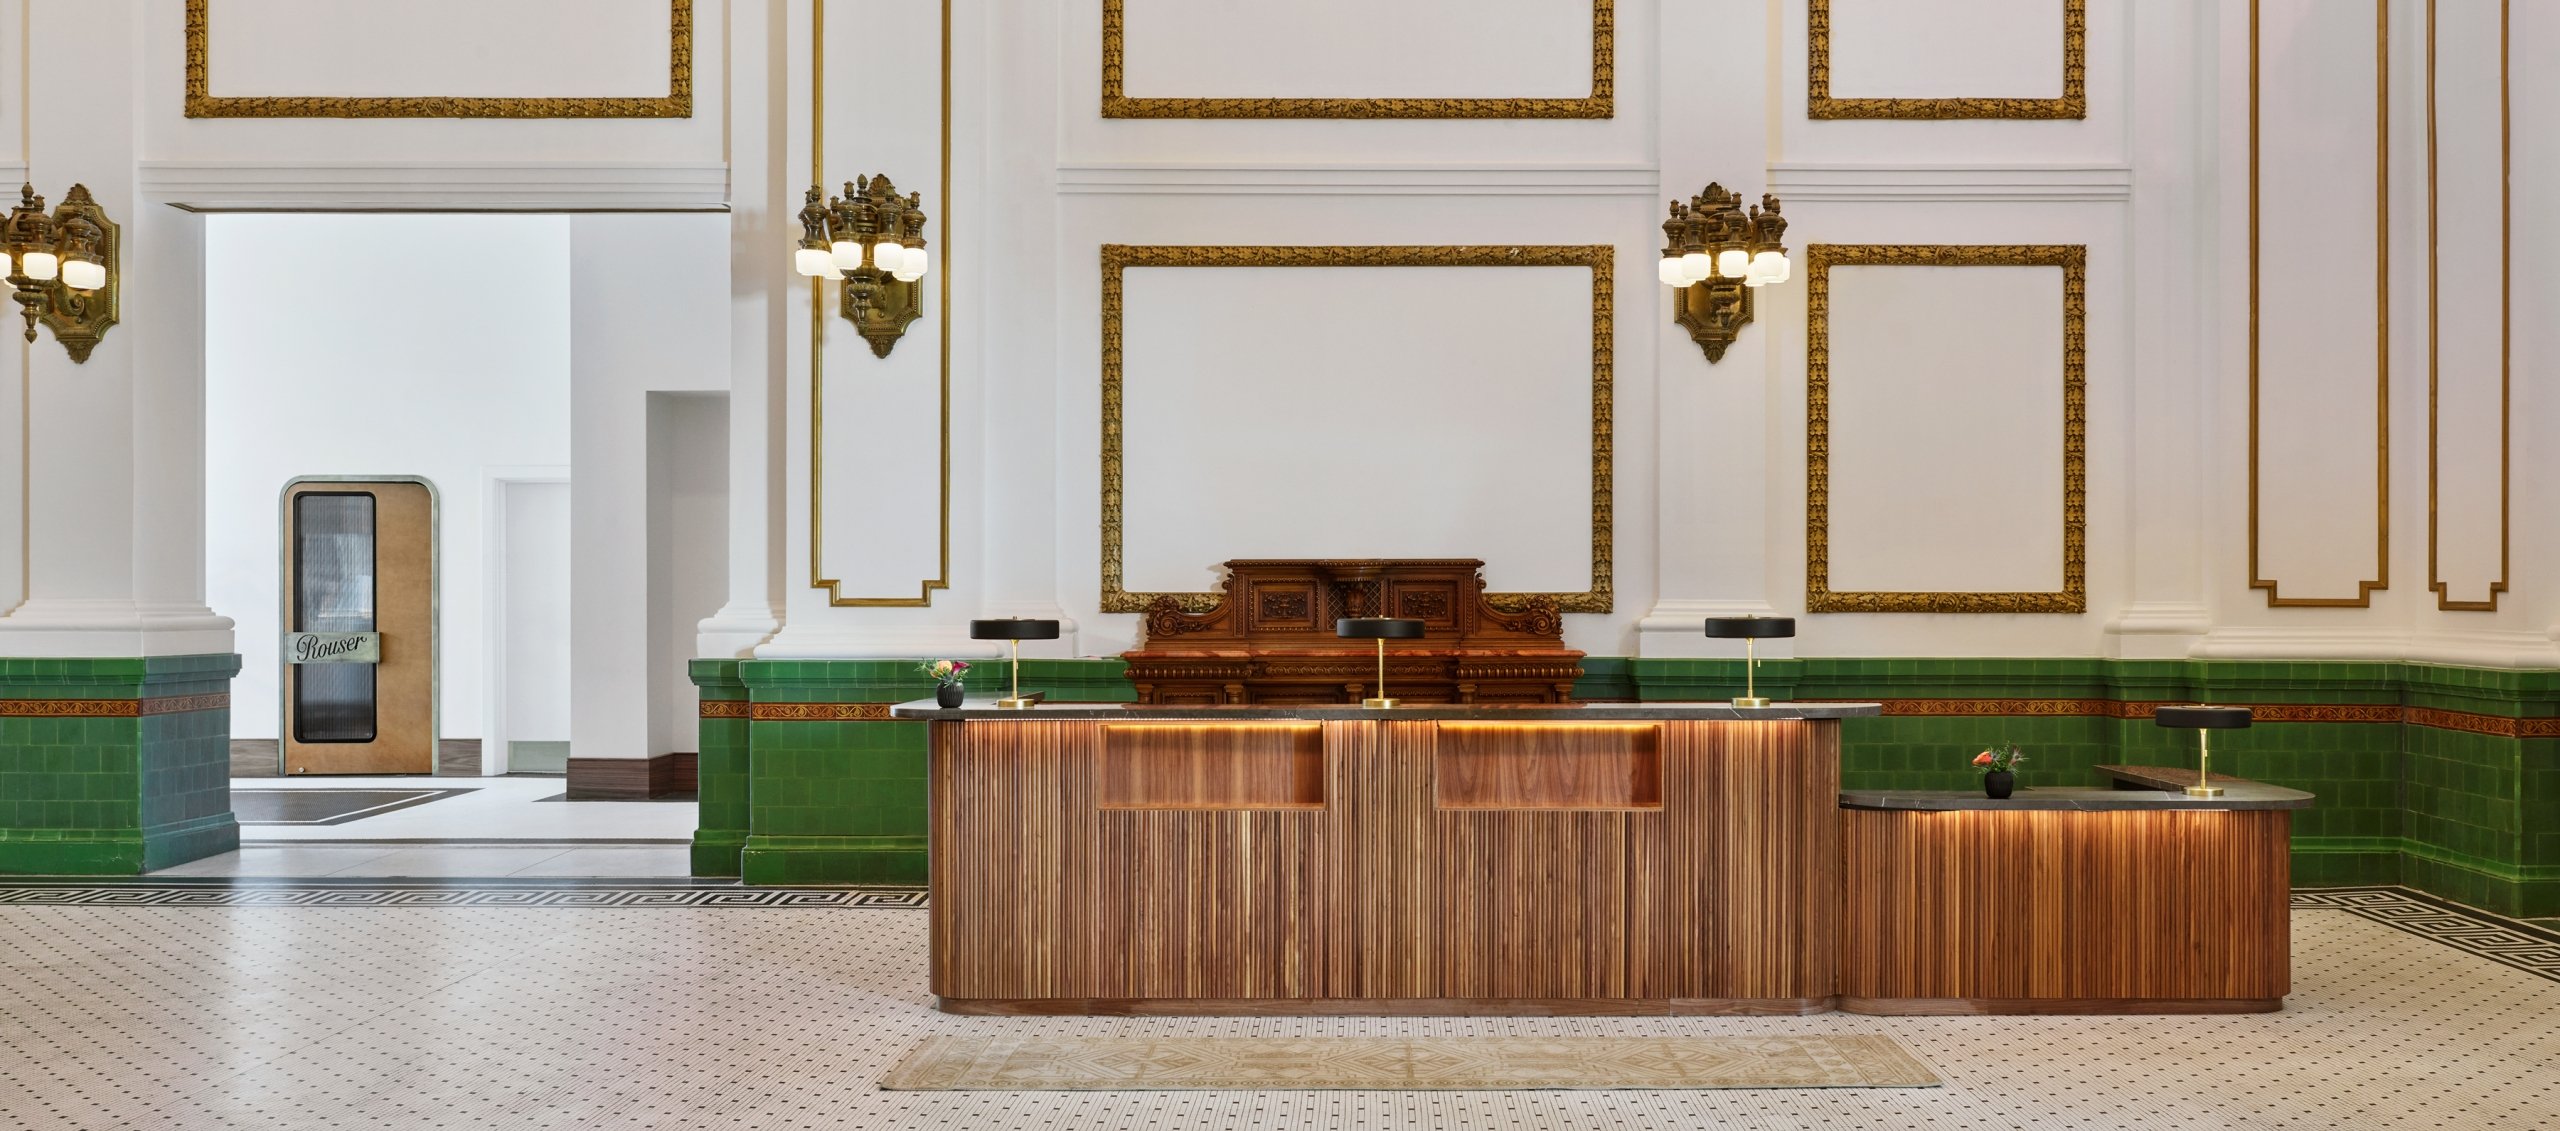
[281,478,436,775]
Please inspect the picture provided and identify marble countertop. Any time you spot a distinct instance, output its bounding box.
[889,700,1882,722]
[1839,784,2314,811]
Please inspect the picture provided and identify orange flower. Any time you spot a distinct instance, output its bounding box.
[1972,751,1994,766]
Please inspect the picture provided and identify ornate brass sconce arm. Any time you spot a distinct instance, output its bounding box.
[1659,184,1789,363]
[792,173,930,359]
[3,183,119,364]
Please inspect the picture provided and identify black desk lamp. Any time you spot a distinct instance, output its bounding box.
[1702,616,1795,708]
[2154,705,2252,798]
[1336,617,1425,709]
[968,618,1061,710]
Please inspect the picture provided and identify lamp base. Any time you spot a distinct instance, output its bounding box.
[993,697,1041,710]
[1361,697,1400,710]
[2183,784,2225,798]
[1731,696,1772,709]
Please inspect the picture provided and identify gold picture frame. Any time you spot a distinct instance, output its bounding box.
[184,0,693,119]
[810,0,955,607]
[1101,0,1613,119]
[1100,244,1614,615]
[1807,0,2085,120]
[1804,243,2088,614]
[2247,0,2388,608]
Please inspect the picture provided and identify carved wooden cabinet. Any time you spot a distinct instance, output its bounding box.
[1120,559,1585,705]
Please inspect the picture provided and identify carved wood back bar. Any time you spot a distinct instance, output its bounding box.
[1120,559,1584,705]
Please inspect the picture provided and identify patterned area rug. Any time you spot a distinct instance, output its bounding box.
[880,1035,1940,1091]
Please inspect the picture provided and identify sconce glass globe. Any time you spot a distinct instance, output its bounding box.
[1657,257,1687,286]
[1679,252,1712,284]
[20,250,58,281]
[792,247,835,277]
[61,258,105,292]
[830,240,863,271]
[873,240,904,272]
[1716,248,1750,279]
[898,246,929,280]
[1752,250,1787,281]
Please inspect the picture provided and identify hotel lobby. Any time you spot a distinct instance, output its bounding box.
[2,1,2557,1128]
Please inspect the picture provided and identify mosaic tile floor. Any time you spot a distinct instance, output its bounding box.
[1,889,2554,1130]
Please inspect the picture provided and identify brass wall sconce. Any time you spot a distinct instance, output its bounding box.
[792,174,931,358]
[3,183,119,363]
[1658,184,1790,362]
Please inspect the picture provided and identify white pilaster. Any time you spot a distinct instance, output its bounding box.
[697,0,787,659]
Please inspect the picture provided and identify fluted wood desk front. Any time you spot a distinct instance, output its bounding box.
[895,702,1879,1016]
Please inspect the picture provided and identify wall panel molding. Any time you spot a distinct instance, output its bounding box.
[1808,0,2086,120]
[1805,244,2089,614]
[1099,245,1614,616]
[1100,0,1612,120]
[2247,0,2390,608]
[2424,0,2510,612]
[1767,163,2130,202]
[1057,164,1659,197]
[183,0,693,119]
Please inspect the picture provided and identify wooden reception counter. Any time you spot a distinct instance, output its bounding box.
[896,701,1876,1016]
[895,702,2309,1017]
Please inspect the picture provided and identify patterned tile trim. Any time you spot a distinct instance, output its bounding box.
[1857,697,2539,734]
[699,699,749,719]
[748,702,898,722]
[0,692,230,718]
[0,880,928,908]
[2292,886,2560,984]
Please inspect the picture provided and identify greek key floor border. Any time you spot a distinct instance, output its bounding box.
[0,878,927,909]
[2291,886,2560,985]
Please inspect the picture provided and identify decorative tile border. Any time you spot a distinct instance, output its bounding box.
[0,879,927,909]
[1856,697,2543,735]
[2293,886,2560,984]
[747,702,898,722]
[0,693,231,718]
[699,700,749,719]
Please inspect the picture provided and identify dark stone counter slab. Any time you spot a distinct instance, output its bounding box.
[890,700,1882,722]
[1840,785,2314,812]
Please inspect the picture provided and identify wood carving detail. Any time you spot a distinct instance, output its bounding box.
[1122,560,1584,706]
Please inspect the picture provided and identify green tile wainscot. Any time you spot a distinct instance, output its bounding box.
[695,655,2556,915]
[0,654,244,875]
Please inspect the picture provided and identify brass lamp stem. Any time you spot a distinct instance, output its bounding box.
[1011,637,1021,702]
[1733,636,1771,709]
[1361,636,1398,709]
[2185,730,2225,798]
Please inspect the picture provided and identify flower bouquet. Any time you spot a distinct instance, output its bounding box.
[920,659,971,707]
[1972,743,2025,799]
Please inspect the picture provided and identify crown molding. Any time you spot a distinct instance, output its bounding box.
[1769,163,2132,203]
[1057,163,1659,196]
[140,161,730,211]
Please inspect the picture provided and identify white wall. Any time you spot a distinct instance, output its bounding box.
[649,394,728,756]
[204,214,572,739]
[500,479,573,744]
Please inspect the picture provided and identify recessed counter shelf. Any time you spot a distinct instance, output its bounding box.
[1839,770,2310,1016]
[899,701,2310,1018]
[898,700,1876,1017]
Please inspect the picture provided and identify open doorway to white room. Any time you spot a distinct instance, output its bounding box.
[194,213,725,865]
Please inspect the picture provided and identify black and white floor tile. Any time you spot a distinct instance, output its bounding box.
[2290,886,2560,984]
[2,885,2555,1129]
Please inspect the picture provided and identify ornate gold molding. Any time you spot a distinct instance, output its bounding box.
[747,702,897,722]
[1807,0,2085,120]
[1101,0,1612,119]
[2426,0,2509,612]
[698,699,749,719]
[0,693,230,718]
[808,0,954,607]
[2248,0,2389,608]
[1099,244,1614,616]
[184,0,693,119]
[1804,243,2088,614]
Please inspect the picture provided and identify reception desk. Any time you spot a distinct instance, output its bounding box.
[895,702,2308,1017]
[897,701,1875,1016]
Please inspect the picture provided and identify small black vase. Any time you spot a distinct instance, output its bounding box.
[1982,771,2015,800]
[935,683,965,708]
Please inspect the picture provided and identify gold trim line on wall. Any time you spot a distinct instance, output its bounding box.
[1808,0,2085,120]
[1101,0,1613,120]
[2425,0,2509,612]
[1099,244,1614,617]
[185,0,692,119]
[1803,243,2088,614]
[2247,0,2389,608]
[806,0,955,608]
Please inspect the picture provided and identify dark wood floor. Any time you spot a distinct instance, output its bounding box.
[230,739,482,778]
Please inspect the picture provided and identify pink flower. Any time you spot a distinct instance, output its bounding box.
[1972,751,1994,766]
